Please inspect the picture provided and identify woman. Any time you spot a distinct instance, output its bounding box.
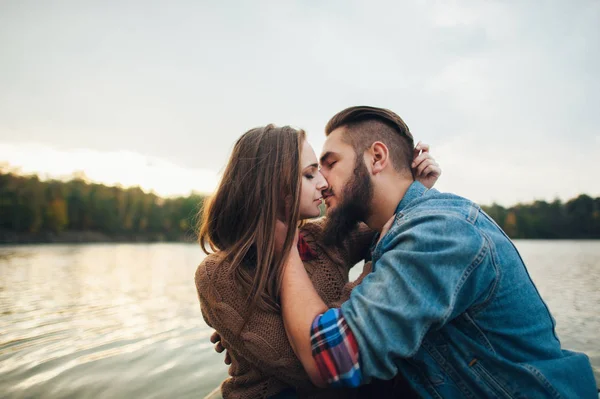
[195,125,439,399]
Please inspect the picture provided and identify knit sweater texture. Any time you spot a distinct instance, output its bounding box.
[195,218,374,399]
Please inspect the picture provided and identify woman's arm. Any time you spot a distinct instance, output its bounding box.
[280,247,329,388]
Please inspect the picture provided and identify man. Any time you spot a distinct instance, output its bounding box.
[280,106,598,398]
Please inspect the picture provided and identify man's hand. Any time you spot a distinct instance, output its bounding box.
[412,141,441,189]
[210,330,231,365]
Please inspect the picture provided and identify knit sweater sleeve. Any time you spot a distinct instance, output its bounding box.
[195,255,314,393]
[330,261,373,308]
[341,222,376,267]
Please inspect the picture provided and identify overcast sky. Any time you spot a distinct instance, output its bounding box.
[1,0,598,205]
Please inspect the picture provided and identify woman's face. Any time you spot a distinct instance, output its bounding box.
[299,139,328,219]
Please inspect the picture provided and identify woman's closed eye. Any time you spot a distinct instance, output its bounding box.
[304,173,315,180]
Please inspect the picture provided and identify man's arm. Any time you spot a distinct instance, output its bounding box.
[282,213,497,386]
[340,213,496,380]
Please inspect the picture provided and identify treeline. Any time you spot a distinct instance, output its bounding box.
[482,196,600,239]
[0,171,205,242]
[1,171,599,242]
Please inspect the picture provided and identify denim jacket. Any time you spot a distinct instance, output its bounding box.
[340,182,597,398]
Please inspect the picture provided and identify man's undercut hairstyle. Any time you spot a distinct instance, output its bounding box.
[325,106,415,176]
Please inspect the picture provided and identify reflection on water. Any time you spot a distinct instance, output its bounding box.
[0,241,599,398]
[0,243,226,398]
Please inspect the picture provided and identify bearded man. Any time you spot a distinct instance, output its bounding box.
[280,106,598,398]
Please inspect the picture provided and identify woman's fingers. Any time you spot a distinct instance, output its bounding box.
[210,331,221,344]
[412,147,434,169]
[215,341,225,353]
[210,330,231,365]
[416,158,438,177]
[414,154,439,175]
[420,163,441,178]
[413,141,431,160]
[416,142,430,152]
[412,143,442,188]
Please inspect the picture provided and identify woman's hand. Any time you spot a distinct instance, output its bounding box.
[210,330,231,365]
[412,141,441,189]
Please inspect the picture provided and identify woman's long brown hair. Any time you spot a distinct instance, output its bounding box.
[198,125,304,319]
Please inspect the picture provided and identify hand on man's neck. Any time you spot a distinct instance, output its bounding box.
[365,175,413,232]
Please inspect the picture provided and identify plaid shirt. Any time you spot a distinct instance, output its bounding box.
[297,233,317,261]
[310,308,362,387]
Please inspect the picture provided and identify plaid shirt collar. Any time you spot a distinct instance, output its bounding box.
[297,233,317,261]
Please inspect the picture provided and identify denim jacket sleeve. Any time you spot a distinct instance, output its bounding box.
[340,212,497,380]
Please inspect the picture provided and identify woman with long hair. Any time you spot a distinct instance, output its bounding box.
[195,124,439,399]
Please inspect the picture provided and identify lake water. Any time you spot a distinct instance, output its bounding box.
[0,241,598,398]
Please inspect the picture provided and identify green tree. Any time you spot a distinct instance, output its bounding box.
[5,169,595,241]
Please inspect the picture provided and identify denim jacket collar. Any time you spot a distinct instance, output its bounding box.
[371,181,429,261]
[395,181,429,215]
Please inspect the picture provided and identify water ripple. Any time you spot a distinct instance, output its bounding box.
[1,241,598,398]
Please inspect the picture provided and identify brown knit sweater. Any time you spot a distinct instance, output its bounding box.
[195,218,375,399]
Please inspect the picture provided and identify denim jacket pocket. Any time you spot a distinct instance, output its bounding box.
[471,360,516,398]
[521,364,562,399]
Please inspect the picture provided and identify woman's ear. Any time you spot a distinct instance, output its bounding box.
[370,141,389,175]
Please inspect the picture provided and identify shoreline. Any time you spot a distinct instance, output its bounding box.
[1,230,598,245]
[0,230,196,245]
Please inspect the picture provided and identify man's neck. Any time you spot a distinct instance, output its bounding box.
[365,177,413,232]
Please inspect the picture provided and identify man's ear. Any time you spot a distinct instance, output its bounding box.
[370,141,389,175]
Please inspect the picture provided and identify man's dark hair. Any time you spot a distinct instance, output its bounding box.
[325,106,415,176]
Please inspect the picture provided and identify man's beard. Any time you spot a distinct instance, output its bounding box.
[323,158,373,248]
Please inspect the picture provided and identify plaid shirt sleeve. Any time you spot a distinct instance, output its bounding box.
[310,308,363,387]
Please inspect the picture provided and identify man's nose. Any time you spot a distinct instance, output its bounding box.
[316,171,329,191]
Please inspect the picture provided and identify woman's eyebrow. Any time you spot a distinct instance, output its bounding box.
[303,163,319,171]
